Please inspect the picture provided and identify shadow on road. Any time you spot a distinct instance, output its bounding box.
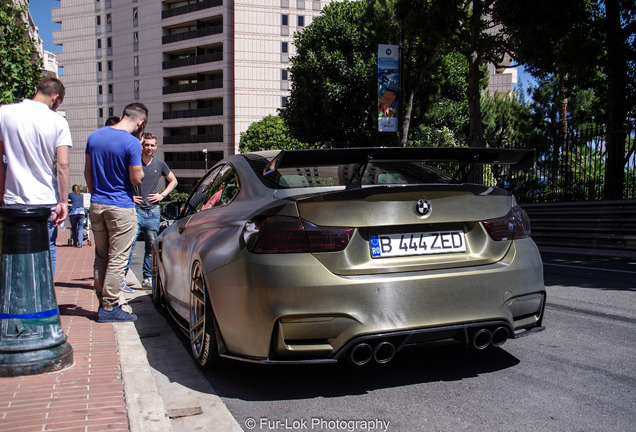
[201,344,520,401]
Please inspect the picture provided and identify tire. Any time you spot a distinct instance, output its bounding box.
[189,261,220,368]
[151,248,162,307]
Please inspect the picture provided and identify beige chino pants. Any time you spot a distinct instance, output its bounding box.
[90,203,137,310]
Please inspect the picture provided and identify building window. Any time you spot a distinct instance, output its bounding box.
[96,15,101,25]
[298,16,304,27]
[108,107,114,117]
[98,85,103,95]
[133,32,139,51]
[282,96,289,107]
[97,62,102,72]
[97,39,102,49]
[282,14,288,26]
[133,7,138,27]
[282,69,288,80]
[98,107,103,118]
[106,36,112,55]
[281,42,289,62]
[133,55,139,76]
[106,13,112,32]
[134,80,140,100]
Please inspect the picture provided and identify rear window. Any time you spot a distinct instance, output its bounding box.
[244,154,455,189]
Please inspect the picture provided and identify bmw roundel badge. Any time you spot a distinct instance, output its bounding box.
[415,199,431,216]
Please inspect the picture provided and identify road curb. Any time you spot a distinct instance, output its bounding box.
[116,272,242,431]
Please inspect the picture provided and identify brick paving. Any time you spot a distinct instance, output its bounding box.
[0,229,131,432]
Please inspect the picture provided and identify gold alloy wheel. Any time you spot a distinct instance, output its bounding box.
[189,261,207,361]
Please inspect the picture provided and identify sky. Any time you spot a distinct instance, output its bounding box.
[27,0,536,91]
[29,0,62,53]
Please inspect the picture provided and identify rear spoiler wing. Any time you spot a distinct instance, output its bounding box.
[265,147,534,172]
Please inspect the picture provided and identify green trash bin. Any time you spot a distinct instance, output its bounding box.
[0,206,73,376]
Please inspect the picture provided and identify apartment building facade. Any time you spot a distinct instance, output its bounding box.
[51,0,331,191]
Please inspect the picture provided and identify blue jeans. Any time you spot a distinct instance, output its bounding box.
[126,207,160,280]
[69,213,85,246]
[49,217,57,276]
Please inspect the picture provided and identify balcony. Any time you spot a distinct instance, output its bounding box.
[163,51,222,70]
[162,0,223,19]
[163,79,223,95]
[163,133,223,144]
[163,106,223,120]
[162,25,222,44]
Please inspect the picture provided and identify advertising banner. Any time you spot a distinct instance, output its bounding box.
[378,44,399,132]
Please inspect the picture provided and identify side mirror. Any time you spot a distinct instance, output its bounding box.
[163,201,183,220]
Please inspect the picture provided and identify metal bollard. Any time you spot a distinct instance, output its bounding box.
[0,207,73,376]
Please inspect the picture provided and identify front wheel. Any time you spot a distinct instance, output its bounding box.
[189,261,220,368]
[151,248,162,307]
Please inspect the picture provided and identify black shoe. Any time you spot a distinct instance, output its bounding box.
[98,306,138,322]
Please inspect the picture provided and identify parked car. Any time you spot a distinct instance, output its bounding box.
[152,147,546,368]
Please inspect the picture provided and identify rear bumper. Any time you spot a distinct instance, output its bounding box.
[208,238,546,361]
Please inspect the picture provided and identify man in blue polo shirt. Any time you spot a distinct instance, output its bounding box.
[85,103,146,322]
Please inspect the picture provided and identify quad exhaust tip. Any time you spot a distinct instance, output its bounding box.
[349,326,511,364]
[350,343,374,366]
[373,342,396,364]
[491,327,510,347]
[350,341,396,366]
[471,327,510,350]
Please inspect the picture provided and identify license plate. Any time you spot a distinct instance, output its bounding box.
[370,230,466,258]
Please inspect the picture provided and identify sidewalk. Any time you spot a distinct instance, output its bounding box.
[0,229,240,432]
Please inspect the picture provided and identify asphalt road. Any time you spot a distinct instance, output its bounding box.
[131,247,636,432]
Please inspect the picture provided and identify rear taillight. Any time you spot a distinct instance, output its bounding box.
[482,205,531,241]
[243,216,353,253]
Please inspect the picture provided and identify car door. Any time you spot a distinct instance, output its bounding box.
[161,166,223,318]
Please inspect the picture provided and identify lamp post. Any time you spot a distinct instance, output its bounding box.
[202,148,208,171]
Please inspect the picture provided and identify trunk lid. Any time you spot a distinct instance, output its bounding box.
[292,185,514,275]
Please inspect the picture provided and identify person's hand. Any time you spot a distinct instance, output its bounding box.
[53,202,68,226]
[133,195,143,205]
[148,192,164,204]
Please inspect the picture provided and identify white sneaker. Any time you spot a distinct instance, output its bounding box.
[142,278,152,288]
[121,282,134,293]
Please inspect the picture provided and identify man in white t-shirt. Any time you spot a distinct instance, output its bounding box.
[0,77,72,276]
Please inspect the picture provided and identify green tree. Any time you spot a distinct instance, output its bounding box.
[282,0,471,147]
[397,0,506,147]
[406,52,470,147]
[281,0,377,147]
[239,115,311,152]
[495,0,636,199]
[0,1,43,104]
[481,91,532,148]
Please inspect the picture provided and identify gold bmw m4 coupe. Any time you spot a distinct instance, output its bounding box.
[152,147,546,368]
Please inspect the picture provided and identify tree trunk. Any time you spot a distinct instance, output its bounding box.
[467,52,485,148]
[400,90,414,147]
[466,0,485,148]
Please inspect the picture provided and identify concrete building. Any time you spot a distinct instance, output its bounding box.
[486,54,518,99]
[51,0,331,192]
